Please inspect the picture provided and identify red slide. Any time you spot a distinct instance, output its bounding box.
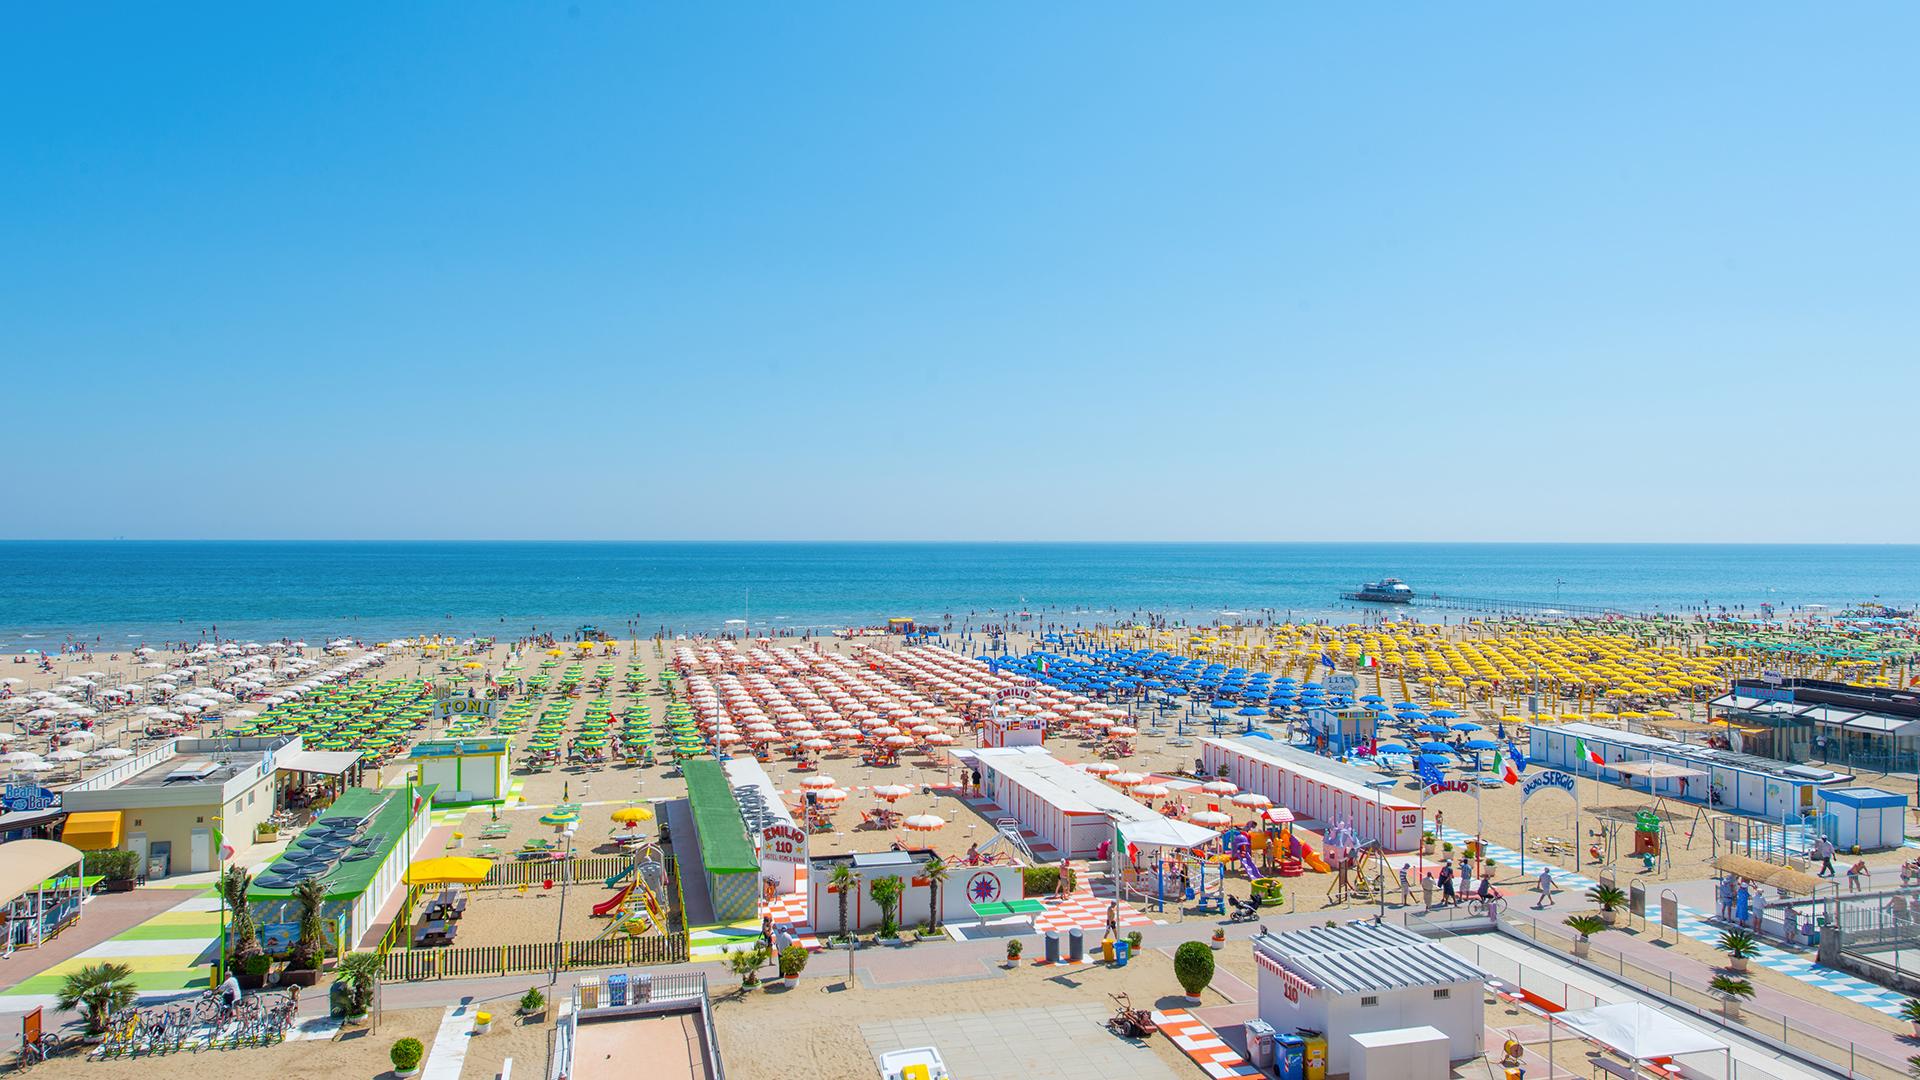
[592,884,633,917]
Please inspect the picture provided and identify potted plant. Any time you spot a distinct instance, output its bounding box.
[1127,930,1144,952]
[518,987,546,1018]
[1587,883,1627,925]
[283,878,328,987]
[390,1036,426,1078]
[1210,927,1226,950]
[1174,940,1215,1004]
[729,942,770,990]
[1717,929,1759,974]
[255,821,279,843]
[238,952,274,990]
[221,866,264,974]
[334,951,382,1022]
[1709,975,1754,1020]
[56,962,137,1041]
[1005,939,1024,968]
[1422,831,1437,854]
[1442,841,1455,855]
[870,874,904,944]
[778,944,809,988]
[1565,915,1607,959]
[89,850,139,894]
[1901,998,1920,1039]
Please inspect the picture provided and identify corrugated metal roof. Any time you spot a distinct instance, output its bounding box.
[1253,920,1486,995]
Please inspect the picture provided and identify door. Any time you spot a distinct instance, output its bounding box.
[190,828,212,874]
[148,840,172,880]
[127,833,149,876]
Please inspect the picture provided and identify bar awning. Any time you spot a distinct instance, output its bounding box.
[275,749,362,776]
[60,810,123,851]
[1712,853,1826,896]
[0,840,85,903]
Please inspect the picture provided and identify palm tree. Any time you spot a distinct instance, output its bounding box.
[57,962,137,1035]
[335,951,383,1018]
[220,866,260,962]
[830,863,859,941]
[290,878,328,970]
[922,855,950,932]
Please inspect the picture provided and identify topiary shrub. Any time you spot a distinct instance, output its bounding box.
[390,1037,425,1073]
[1173,940,1215,998]
[1022,867,1062,896]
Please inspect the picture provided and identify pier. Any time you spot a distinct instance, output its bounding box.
[1412,593,1629,619]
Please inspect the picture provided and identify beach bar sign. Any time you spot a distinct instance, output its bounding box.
[1522,769,1576,804]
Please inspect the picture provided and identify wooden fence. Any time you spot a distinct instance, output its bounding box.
[483,855,631,887]
[377,931,688,981]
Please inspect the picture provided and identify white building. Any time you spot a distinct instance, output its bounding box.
[1200,736,1422,852]
[968,747,1215,860]
[1253,921,1486,1075]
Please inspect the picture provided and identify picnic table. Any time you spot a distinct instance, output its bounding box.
[413,919,457,947]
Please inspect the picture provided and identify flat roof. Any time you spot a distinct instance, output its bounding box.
[1551,723,1851,785]
[117,749,265,789]
[1201,736,1418,808]
[683,760,758,874]
[574,1014,710,1080]
[973,747,1166,826]
[277,749,362,776]
[249,785,426,901]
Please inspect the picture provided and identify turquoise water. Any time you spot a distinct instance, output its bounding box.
[1,541,1917,648]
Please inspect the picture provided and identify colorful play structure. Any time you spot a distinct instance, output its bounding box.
[592,843,669,940]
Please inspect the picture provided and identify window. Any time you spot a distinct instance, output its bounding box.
[1360,996,1378,1007]
[1433,989,1450,999]
[196,816,204,824]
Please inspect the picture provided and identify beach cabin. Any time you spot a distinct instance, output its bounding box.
[407,737,510,806]
[243,784,434,949]
[682,760,760,921]
[1253,921,1487,1076]
[1816,788,1909,851]
[1529,722,1849,819]
[980,713,1046,749]
[970,746,1214,860]
[1304,706,1378,756]
[1199,736,1422,853]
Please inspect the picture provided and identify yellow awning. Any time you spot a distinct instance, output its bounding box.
[405,856,492,886]
[61,811,123,851]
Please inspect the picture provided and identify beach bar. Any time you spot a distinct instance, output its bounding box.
[1529,722,1849,819]
[406,736,510,806]
[244,784,434,949]
[1199,736,1422,852]
[682,760,760,921]
[1815,788,1909,851]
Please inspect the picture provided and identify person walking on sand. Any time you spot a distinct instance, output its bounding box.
[1105,901,1119,940]
[1535,866,1556,908]
[1813,836,1836,878]
[1398,864,1413,907]
[1438,863,1456,906]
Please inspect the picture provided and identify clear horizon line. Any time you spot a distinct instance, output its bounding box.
[5,537,1920,547]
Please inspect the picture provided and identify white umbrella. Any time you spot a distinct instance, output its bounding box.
[2,750,43,763]
[91,747,133,760]
[47,748,85,762]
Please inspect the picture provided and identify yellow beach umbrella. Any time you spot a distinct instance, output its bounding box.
[405,856,492,886]
[610,806,655,824]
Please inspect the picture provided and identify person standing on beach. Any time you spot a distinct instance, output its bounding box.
[1438,863,1456,905]
[1398,864,1413,907]
[1813,836,1836,877]
[1535,866,1556,908]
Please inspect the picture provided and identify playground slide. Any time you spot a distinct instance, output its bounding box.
[1297,844,1330,874]
[1237,854,1260,880]
[605,864,634,889]
[592,884,634,917]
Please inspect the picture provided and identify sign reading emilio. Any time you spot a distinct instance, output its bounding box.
[760,822,807,866]
[1522,769,1577,803]
[1426,780,1470,795]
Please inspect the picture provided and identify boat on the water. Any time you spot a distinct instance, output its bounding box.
[1341,578,1415,604]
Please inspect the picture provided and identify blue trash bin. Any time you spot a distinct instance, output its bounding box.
[1114,939,1130,967]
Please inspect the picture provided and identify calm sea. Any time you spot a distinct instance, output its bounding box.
[1,542,1916,649]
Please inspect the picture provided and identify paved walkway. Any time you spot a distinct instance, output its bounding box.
[860,1002,1179,1080]
[1436,823,1914,1015]
[0,886,222,1012]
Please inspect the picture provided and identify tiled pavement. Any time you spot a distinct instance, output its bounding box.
[0,889,221,1013]
[1434,823,1912,1015]
[1150,1008,1263,1080]
[861,1002,1180,1080]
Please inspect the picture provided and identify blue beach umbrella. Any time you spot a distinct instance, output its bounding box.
[1450,721,1483,733]
[1375,743,1410,755]
[1418,741,1452,754]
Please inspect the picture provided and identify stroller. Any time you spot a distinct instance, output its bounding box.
[1227,894,1262,922]
[1107,994,1158,1039]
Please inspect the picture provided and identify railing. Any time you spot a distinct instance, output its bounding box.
[377,932,689,982]
[374,885,425,958]
[1495,911,1907,1080]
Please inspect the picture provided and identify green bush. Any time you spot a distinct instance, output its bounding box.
[1173,941,1215,997]
[1126,931,1144,951]
[241,953,274,977]
[85,849,140,881]
[1716,929,1758,959]
[1022,867,1062,896]
[1587,884,1627,912]
[390,1037,425,1072]
[779,944,809,979]
[519,987,546,1014]
[1564,915,1607,939]
[1709,975,1753,1001]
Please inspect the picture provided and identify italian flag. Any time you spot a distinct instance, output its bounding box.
[1496,749,1520,785]
[1577,737,1605,768]
[1361,654,1380,668]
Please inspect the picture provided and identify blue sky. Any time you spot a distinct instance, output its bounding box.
[3,4,1915,542]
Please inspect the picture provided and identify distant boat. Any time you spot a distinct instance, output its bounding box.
[1341,578,1415,604]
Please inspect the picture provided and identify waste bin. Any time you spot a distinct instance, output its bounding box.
[607,973,629,1007]
[1302,1032,1327,1080]
[1114,939,1130,967]
[576,976,600,1010]
[1102,937,1116,963]
[1274,1033,1304,1080]
[1044,931,1061,964]
[1068,927,1085,962]
[1244,1019,1276,1071]
[634,973,653,1004]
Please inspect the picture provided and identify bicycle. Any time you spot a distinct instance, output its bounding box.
[1467,892,1508,919]
[17,1031,71,1069]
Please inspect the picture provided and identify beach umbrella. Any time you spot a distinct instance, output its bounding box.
[539,809,579,826]
[1083,762,1120,776]
[802,775,838,790]
[1231,792,1272,809]
[1415,724,1449,735]
[405,856,492,886]
[1107,772,1147,787]
[610,806,655,824]
[1190,809,1233,828]
[814,788,848,804]
[902,814,946,833]
[1374,743,1410,755]
[1200,780,1238,796]
[1450,721,1483,733]
[1132,784,1169,800]
[872,784,912,802]
[1418,742,1452,754]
